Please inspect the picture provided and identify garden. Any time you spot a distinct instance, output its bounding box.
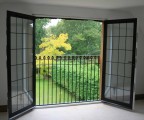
[35,19,102,105]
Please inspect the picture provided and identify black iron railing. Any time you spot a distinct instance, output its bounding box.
[36,56,100,105]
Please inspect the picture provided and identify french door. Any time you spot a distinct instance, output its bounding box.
[7,11,35,119]
[7,10,137,119]
[102,19,137,109]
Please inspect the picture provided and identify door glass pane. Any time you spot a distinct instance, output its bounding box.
[11,66,16,81]
[127,23,134,36]
[18,80,23,94]
[11,50,16,65]
[124,78,131,90]
[11,17,16,33]
[125,64,132,77]
[28,35,33,48]
[111,63,117,75]
[28,20,33,34]
[126,51,132,63]
[12,96,17,113]
[119,37,125,50]
[18,94,24,110]
[119,50,125,63]
[112,50,118,62]
[17,34,23,49]
[106,50,112,62]
[17,65,22,80]
[118,63,124,76]
[104,20,136,108]
[17,18,22,33]
[107,37,111,49]
[117,89,124,102]
[106,62,111,74]
[9,15,34,115]
[11,81,17,97]
[23,19,28,34]
[126,37,133,50]
[17,50,22,64]
[113,24,119,36]
[11,34,16,49]
[112,37,119,49]
[120,23,126,36]
[105,87,110,98]
[107,24,112,36]
[118,76,124,89]
[110,87,117,100]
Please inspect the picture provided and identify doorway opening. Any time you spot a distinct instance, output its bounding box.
[35,18,102,105]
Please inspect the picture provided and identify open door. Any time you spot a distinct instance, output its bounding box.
[102,19,137,109]
[7,11,35,119]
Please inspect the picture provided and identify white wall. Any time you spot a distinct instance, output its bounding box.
[123,6,144,94]
[0,3,133,105]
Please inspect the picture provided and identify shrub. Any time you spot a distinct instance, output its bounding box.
[51,60,100,101]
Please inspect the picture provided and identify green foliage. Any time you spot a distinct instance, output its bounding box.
[50,20,102,55]
[51,60,100,100]
[35,19,50,53]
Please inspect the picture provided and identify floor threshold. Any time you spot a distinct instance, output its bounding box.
[35,101,101,109]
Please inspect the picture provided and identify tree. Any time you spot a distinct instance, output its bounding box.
[50,19,102,55]
[36,33,71,76]
[37,33,71,57]
[35,19,50,53]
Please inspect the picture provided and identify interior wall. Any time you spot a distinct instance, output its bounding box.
[123,6,144,95]
[0,3,133,105]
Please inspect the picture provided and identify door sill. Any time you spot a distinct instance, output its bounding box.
[35,101,101,109]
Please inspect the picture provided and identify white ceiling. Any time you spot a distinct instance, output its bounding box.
[0,0,144,9]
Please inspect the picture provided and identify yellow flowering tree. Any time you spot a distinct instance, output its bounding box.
[36,33,71,76]
[37,33,71,57]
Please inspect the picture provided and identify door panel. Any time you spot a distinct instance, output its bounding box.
[7,11,35,119]
[102,19,137,109]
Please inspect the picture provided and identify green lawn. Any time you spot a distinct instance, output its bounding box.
[36,75,75,105]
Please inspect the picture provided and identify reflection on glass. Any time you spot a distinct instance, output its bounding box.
[11,34,16,49]
[12,97,17,113]
[17,50,22,64]
[113,24,119,36]
[112,50,118,62]
[112,37,119,49]
[126,37,133,50]
[18,94,23,110]
[17,34,23,49]
[119,37,125,49]
[11,50,16,65]
[11,17,16,33]
[118,63,124,76]
[119,50,125,63]
[17,65,22,80]
[116,89,123,102]
[112,63,118,75]
[118,76,124,89]
[120,23,126,36]
[11,81,17,97]
[17,18,22,33]
[11,66,17,81]
[127,23,134,36]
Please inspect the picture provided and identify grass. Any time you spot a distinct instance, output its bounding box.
[36,75,75,105]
